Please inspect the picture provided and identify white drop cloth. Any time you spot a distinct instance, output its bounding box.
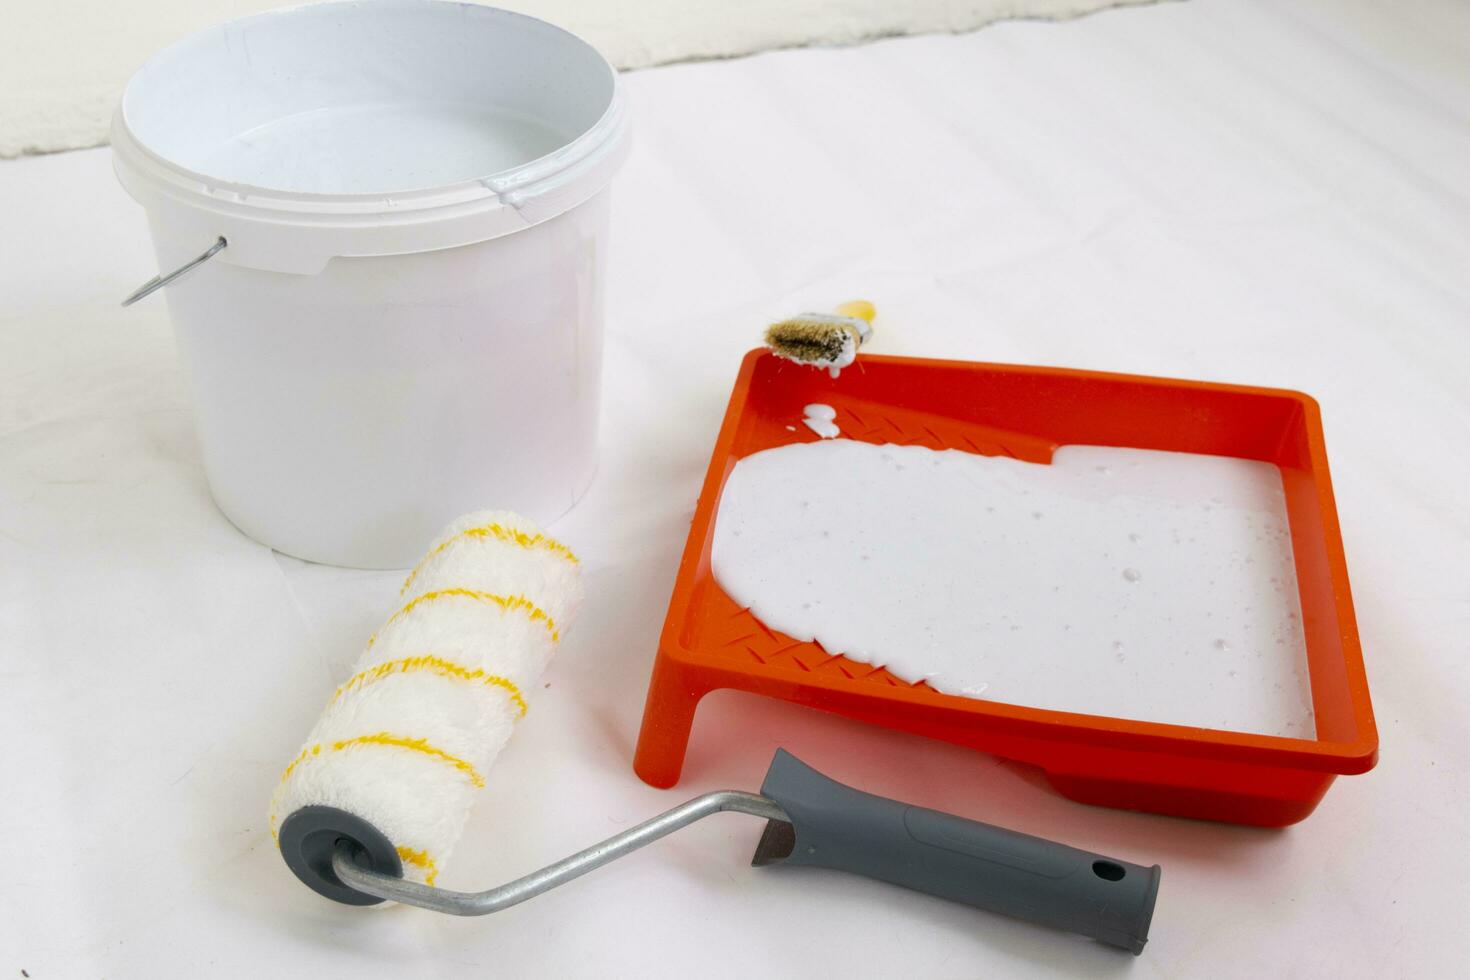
[2,0,1468,976]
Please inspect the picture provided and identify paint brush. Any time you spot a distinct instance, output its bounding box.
[765,300,875,376]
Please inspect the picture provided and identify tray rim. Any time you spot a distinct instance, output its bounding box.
[658,349,1379,777]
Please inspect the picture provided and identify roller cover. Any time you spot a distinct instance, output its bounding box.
[270,511,582,892]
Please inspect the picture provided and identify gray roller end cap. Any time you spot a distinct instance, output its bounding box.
[277,805,402,906]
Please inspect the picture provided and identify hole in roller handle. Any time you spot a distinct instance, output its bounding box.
[121,236,227,307]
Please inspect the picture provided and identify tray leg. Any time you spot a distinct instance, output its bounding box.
[633,655,709,788]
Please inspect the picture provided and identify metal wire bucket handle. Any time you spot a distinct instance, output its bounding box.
[121,236,227,307]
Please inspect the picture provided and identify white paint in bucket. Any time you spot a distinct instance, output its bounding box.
[112,1,630,567]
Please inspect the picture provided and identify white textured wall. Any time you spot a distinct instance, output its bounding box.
[0,0,1159,157]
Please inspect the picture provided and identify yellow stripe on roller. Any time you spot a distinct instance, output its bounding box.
[268,730,481,844]
[331,732,486,788]
[368,588,559,648]
[401,523,579,594]
[332,654,528,718]
[396,845,440,886]
[278,743,322,785]
[269,730,481,844]
[270,743,324,843]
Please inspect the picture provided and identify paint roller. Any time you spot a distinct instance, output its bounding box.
[271,511,1162,954]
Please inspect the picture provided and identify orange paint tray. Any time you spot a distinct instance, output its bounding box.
[633,350,1377,825]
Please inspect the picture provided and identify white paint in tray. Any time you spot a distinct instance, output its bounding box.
[711,440,1315,737]
[801,403,840,439]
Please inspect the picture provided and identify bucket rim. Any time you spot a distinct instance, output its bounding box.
[111,0,630,273]
[115,0,622,209]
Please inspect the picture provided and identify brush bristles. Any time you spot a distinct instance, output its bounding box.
[765,316,861,364]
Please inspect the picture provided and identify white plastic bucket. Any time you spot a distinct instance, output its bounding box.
[113,0,629,567]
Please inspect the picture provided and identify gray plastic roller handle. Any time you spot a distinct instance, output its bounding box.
[757,750,1161,954]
